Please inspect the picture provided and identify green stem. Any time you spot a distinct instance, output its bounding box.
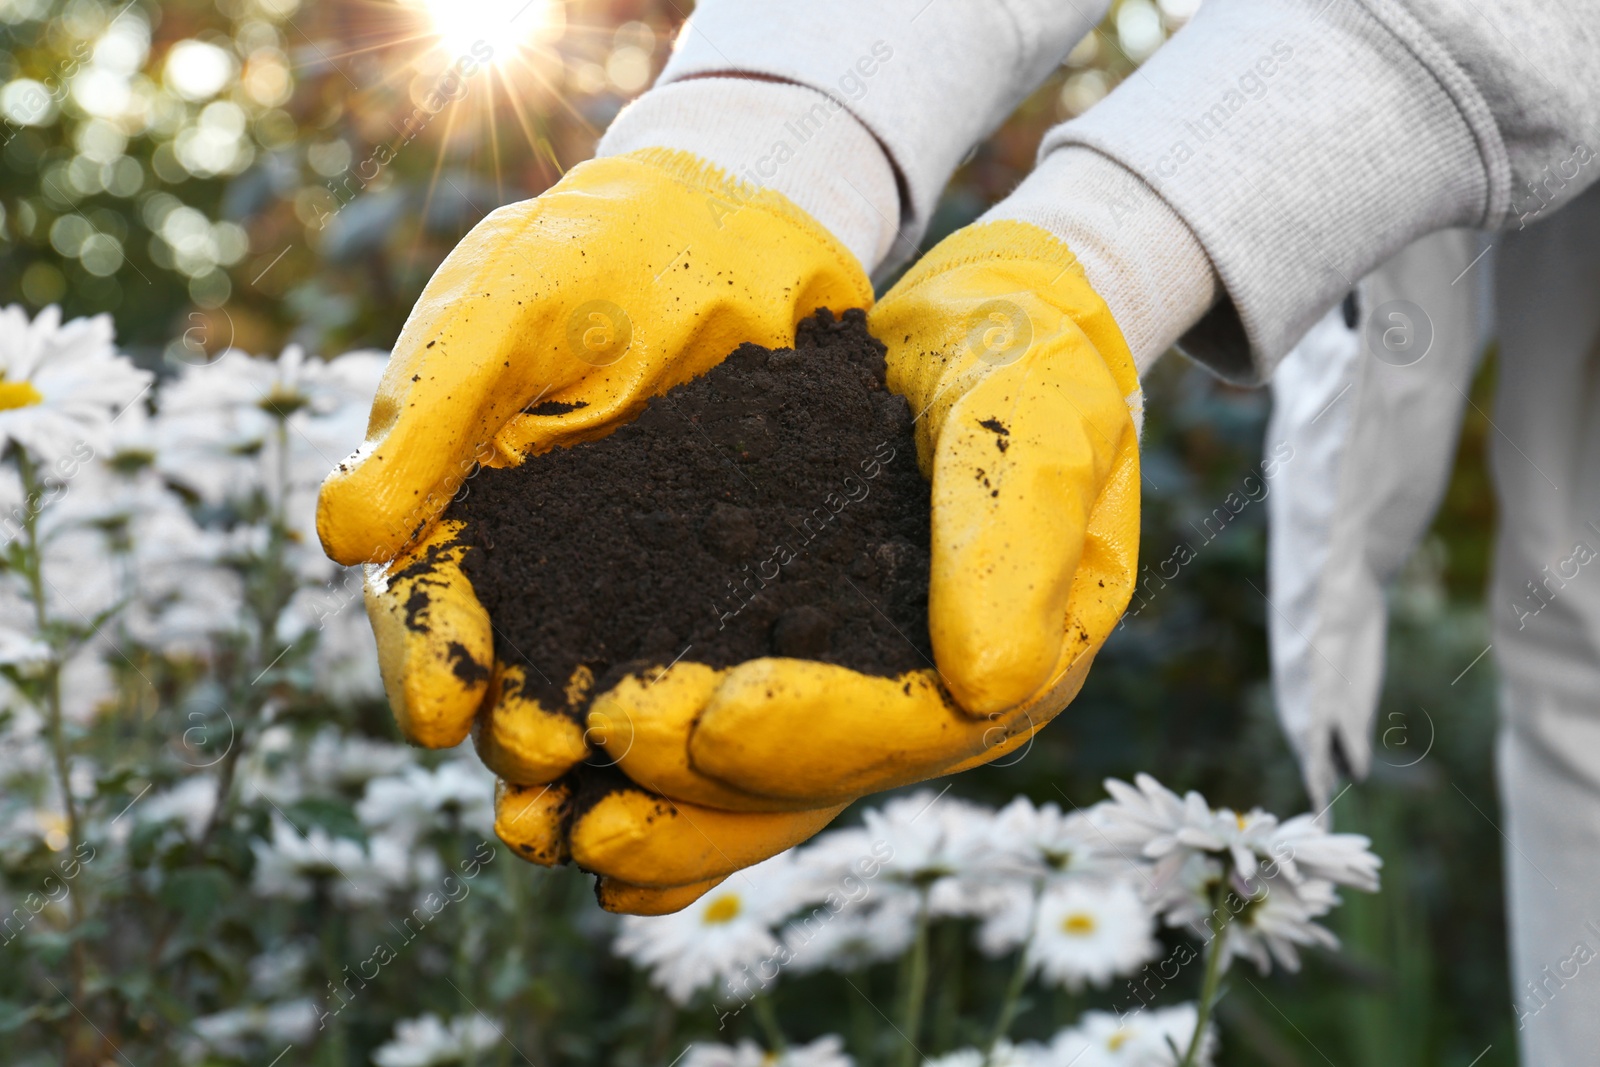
[320,890,349,1067]
[896,892,932,1067]
[931,919,963,1051]
[457,902,480,1067]
[1180,920,1229,1067]
[17,452,82,871]
[18,451,89,1064]
[647,997,678,1064]
[751,993,787,1052]
[505,858,530,1067]
[985,882,1042,1059]
[850,972,875,1067]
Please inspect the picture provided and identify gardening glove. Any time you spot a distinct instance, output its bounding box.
[583,220,1143,813]
[324,143,874,911]
[324,146,870,766]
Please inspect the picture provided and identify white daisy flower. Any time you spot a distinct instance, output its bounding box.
[781,889,919,974]
[154,345,386,585]
[154,345,384,503]
[135,774,218,840]
[683,1034,855,1067]
[301,727,414,793]
[249,816,411,905]
[1183,806,1280,883]
[41,638,116,726]
[12,394,251,653]
[1152,852,1344,975]
[236,724,307,807]
[46,463,242,650]
[858,790,993,916]
[1266,813,1382,891]
[278,575,383,701]
[100,386,161,460]
[1093,775,1381,918]
[0,456,229,667]
[371,1012,500,1067]
[985,795,1102,879]
[613,852,799,1005]
[0,305,150,467]
[360,830,422,903]
[1145,850,1227,935]
[1048,1005,1215,1066]
[1220,875,1342,974]
[0,625,50,668]
[1024,878,1159,991]
[923,1039,1044,1067]
[0,705,49,788]
[784,822,888,893]
[774,791,997,974]
[189,998,318,1057]
[969,882,1040,958]
[250,817,362,900]
[968,796,1123,958]
[1095,775,1217,865]
[247,941,312,997]
[356,757,495,845]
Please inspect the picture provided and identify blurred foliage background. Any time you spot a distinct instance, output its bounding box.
[0,0,1510,1062]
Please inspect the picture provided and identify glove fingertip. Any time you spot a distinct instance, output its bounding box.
[594,875,727,915]
[494,779,573,867]
[571,780,842,887]
[474,664,590,785]
[934,633,1055,718]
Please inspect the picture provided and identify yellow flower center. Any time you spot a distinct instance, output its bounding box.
[1061,912,1097,936]
[1237,812,1249,831]
[701,893,743,925]
[258,385,310,418]
[1107,1031,1130,1051]
[0,378,44,411]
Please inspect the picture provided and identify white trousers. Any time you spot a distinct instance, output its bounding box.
[1493,182,1600,1064]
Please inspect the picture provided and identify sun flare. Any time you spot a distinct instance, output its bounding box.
[418,0,560,60]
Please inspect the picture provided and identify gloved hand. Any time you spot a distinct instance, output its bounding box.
[322,147,871,912]
[582,219,1141,817]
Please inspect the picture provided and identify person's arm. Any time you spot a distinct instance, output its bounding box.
[598,0,1112,273]
[991,0,1600,381]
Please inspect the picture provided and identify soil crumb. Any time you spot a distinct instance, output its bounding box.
[445,308,932,712]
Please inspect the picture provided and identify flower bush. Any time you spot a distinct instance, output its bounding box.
[618,781,1380,1067]
[0,306,1381,1066]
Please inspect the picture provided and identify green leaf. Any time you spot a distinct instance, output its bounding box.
[0,998,41,1032]
[285,798,366,844]
[128,819,170,866]
[159,867,233,929]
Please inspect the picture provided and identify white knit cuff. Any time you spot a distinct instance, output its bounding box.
[982,146,1218,374]
[655,0,1108,271]
[596,77,901,273]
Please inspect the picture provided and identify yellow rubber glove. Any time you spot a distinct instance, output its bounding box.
[321,147,871,911]
[326,147,870,760]
[583,221,1142,813]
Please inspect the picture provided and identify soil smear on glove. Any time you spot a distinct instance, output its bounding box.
[439,308,933,714]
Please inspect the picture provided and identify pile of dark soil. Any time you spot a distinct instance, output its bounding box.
[445,308,933,712]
